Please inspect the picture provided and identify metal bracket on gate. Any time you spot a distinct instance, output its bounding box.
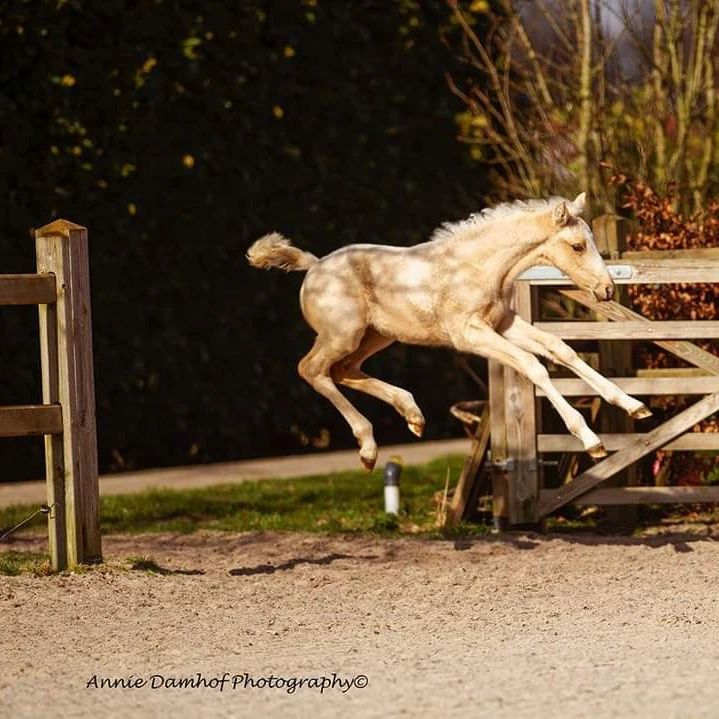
[491,457,515,472]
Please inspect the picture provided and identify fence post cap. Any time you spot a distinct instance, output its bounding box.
[36,219,86,238]
[592,213,624,223]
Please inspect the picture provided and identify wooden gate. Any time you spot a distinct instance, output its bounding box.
[491,254,719,526]
[1,219,101,569]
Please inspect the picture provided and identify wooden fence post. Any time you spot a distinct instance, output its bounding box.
[593,214,638,526]
[592,213,635,259]
[37,270,66,571]
[504,282,540,524]
[489,359,508,530]
[36,220,101,567]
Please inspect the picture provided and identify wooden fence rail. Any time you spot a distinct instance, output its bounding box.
[0,275,56,305]
[0,405,63,438]
[0,219,100,570]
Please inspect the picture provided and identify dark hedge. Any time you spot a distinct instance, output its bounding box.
[0,0,486,479]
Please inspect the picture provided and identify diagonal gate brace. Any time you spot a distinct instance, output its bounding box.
[538,391,719,517]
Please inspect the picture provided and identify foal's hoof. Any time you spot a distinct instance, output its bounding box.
[359,446,378,472]
[629,403,653,420]
[407,413,425,438]
[587,443,608,459]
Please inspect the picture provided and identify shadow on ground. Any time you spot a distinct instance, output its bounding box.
[229,552,379,576]
[451,527,719,554]
[127,557,205,575]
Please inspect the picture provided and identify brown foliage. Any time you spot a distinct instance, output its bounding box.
[614,177,719,332]
[611,175,719,483]
[619,178,719,252]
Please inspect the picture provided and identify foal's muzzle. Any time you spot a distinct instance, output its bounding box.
[593,280,615,302]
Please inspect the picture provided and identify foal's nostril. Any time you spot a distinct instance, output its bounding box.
[594,281,614,302]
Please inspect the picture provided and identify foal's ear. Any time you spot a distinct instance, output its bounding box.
[571,192,587,215]
[553,201,570,227]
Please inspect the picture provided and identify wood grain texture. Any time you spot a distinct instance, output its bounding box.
[536,376,719,396]
[445,403,490,526]
[533,320,719,340]
[36,220,101,568]
[36,265,66,570]
[526,259,719,285]
[637,368,710,377]
[0,405,63,437]
[594,217,637,524]
[592,214,627,259]
[621,247,719,260]
[560,289,719,377]
[538,392,719,516]
[538,432,719,452]
[505,283,539,524]
[488,359,508,522]
[0,274,56,305]
[539,486,719,505]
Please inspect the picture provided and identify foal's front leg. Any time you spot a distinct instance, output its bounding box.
[450,317,607,457]
[501,314,652,419]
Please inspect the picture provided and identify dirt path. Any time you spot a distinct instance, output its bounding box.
[0,438,468,508]
[2,528,719,719]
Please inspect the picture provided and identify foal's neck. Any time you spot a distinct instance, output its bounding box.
[452,214,549,300]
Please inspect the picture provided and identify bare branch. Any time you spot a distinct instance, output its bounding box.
[446,0,719,208]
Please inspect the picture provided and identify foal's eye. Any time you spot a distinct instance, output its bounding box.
[571,243,585,253]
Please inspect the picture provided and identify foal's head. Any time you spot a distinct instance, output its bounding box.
[541,193,614,301]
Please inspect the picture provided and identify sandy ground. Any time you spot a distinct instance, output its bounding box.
[2,528,719,719]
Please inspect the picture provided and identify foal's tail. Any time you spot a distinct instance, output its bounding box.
[247,232,318,272]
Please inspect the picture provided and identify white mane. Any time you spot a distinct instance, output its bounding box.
[431,197,566,242]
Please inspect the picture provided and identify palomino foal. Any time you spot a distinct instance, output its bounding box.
[248,193,651,469]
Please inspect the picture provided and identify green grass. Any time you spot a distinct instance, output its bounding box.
[0,454,483,547]
[100,453,467,534]
[0,550,51,576]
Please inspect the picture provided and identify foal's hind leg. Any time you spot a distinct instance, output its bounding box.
[298,334,379,470]
[332,328,426,437]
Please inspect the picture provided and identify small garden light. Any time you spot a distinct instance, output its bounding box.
[383,456,402,515]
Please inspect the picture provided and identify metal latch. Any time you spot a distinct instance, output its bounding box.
[607,264,633,280]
